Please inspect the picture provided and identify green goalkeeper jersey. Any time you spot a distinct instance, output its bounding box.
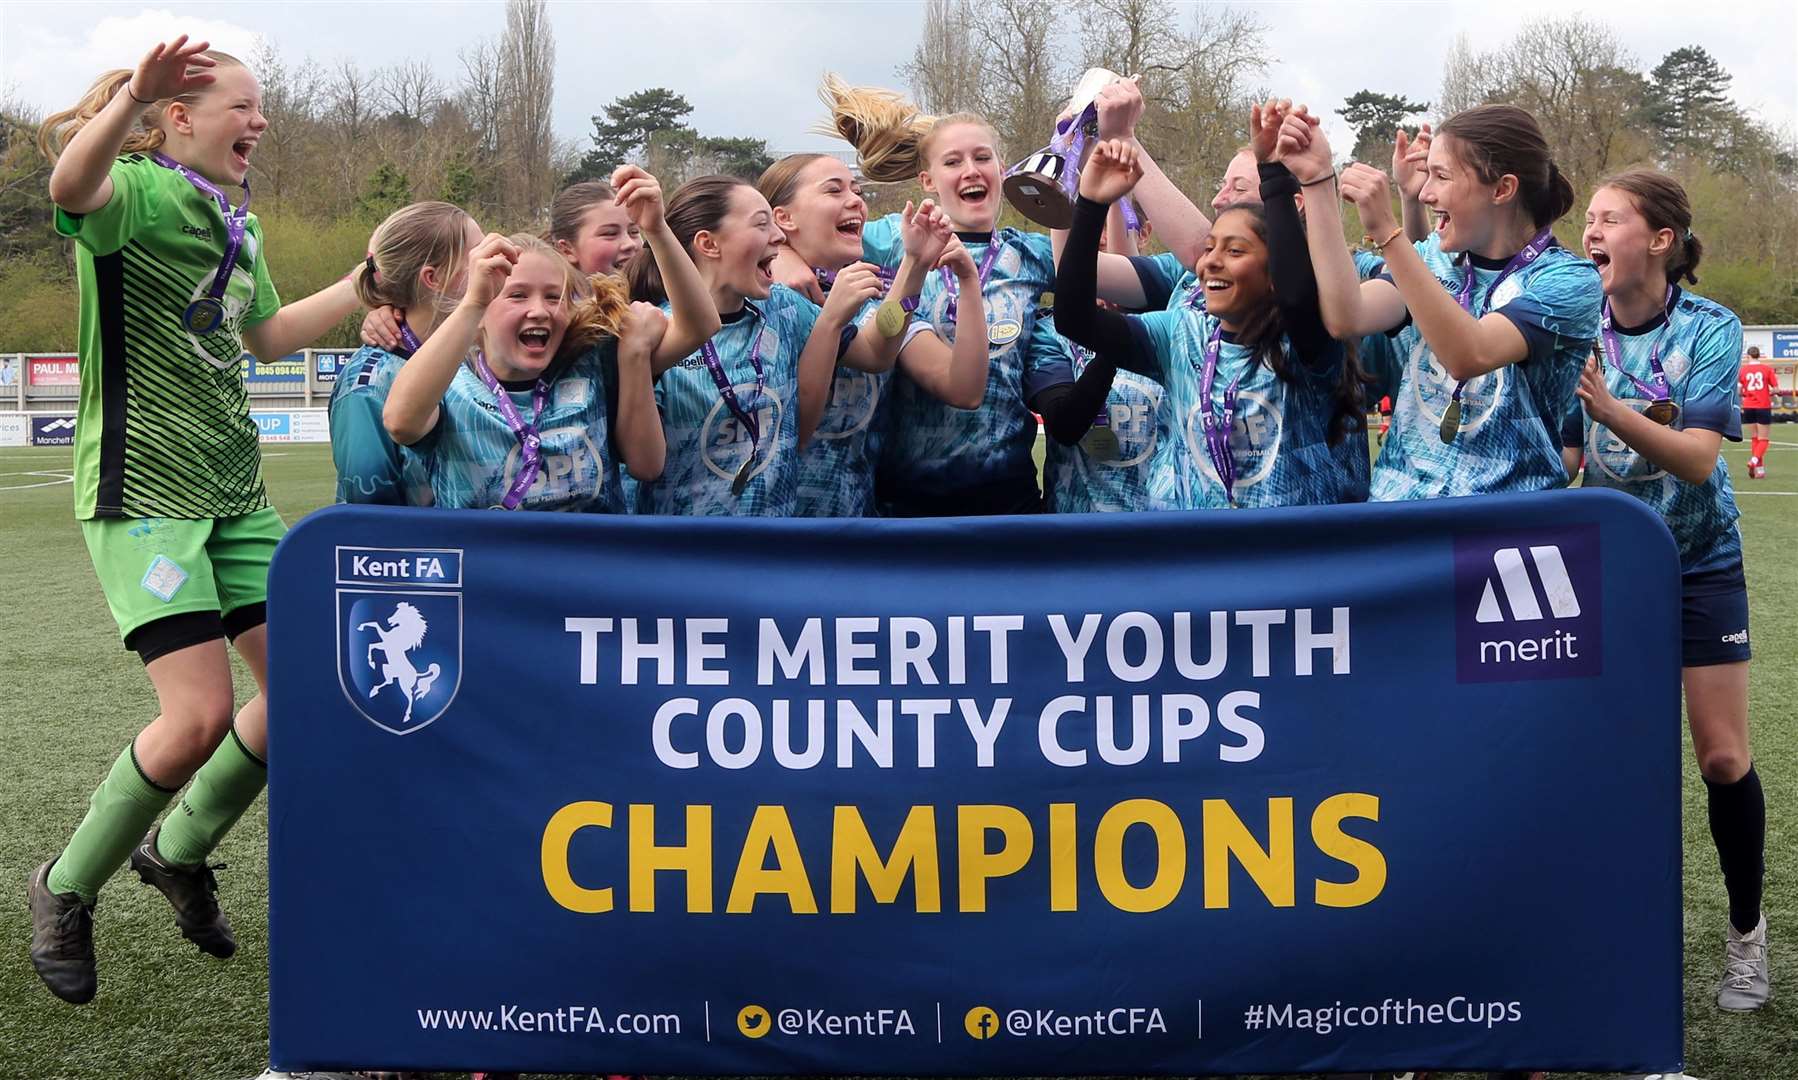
[54,152,281,519]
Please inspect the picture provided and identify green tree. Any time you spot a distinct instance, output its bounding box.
[570,88,694,182]
[437,151,482,209]
[356,162,413,223]
[1338,90,1429,164]
[1646,46,1732,153]
[699,136,774,181]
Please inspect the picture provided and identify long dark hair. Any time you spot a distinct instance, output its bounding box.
[1214,201,1370,446]
[622,174,751,305]
[1437,104,1576,228]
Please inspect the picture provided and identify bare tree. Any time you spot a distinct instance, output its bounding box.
[247,40,321,212]
[457,37,506,164]
[324,58,379,203]
[498,0,556,221]
[1077,0,1184,82]
[968,0,1071,156]
[899,0,984,115]
[381,59,445,126]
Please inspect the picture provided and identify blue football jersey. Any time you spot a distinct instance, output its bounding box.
[329,345,433,506]
[638,286,819,517]
[1563,287,1745,573]
[411,341,626,513]
[792,288,914,518]
[1372,235,1601,500]
[1130,305,1349,509]
[1044,344,1175,513]
[862,218,1066,501]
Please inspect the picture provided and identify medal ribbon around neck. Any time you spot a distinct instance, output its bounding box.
[473,350,552,510]
[1190,322,1242,505]
[699,311,769,493]
[940,235,1002,324]
[1600,284,1679,424]
[1440,226,1558,442]
[151,151,251,334]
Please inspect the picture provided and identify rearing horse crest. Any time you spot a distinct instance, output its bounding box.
[357,602,443,726]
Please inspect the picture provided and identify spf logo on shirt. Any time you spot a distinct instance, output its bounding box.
[1411,342,1506,435]
[701,389,783,484]
[1185,390,1283,491]
[813,369,881,441]
[1091,379,1163,468]
[499,427,603,508]
[1589,405,1670,484]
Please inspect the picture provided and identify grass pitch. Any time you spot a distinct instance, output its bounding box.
[1,441,1793,1080]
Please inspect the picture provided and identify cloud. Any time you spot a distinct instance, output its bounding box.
[4,8,263,114]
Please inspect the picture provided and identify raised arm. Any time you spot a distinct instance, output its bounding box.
[837,200,953,373]
[47,37,216,212]
[613,301,667,481]
[1394,124,1434,244]
[1278,113,1407,340]
[384,232,518,445]
[894,236,989,409]
[1341,163,1530,380]
[796,267,883,445]
[614,166,721,371]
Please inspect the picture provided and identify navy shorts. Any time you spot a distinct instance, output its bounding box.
[1683,563,1751,667]
[1743,407,1773,426]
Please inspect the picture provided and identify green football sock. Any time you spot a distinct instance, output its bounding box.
[153,727,267,867]
[48,744,175,903]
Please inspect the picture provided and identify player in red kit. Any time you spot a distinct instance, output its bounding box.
[1739,345,1777,478]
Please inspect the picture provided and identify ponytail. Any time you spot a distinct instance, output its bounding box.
[815,73,1000,180]
[38,51,245,163]
[355,201,475,315]
[1534,161,1576,230]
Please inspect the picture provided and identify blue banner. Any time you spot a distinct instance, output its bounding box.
[241,352,308,383]
[267,492,1684,1076]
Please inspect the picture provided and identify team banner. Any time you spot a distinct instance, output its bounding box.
[267,492,1683,1076]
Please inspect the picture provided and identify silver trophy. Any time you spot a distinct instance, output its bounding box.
[1003,67,1125,229]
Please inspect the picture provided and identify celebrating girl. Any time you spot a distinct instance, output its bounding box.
[1055,134,1367,509]
[30,37,369,1004]
[1290,104,1600,500]
[1563,169,1767,1011]
[759,152,992,515]
[822,78,1120,515]
[332,201,483,506]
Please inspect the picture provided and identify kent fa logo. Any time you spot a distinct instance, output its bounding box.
[1453,525,1601,683]
[336,547,462,734]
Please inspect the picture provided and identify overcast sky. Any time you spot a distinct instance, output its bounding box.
[4,1,1793,171]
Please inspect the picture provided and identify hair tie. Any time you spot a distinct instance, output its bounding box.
[365,253,378,282]
[1684,227,1694,242]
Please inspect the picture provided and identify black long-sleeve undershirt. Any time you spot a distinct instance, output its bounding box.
[1257,162,1334,363]
[1053,196,1166,381]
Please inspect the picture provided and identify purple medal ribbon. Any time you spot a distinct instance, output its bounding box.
[1444,226,1558,415]
[812,264,895,292]
[396,320,422,356]
[472,351,551,510]
[151,151,249,316]
[1599,285,1676,405]
[699,313,769,483]
[941,235,1001,323]
[1191,323,1242,505]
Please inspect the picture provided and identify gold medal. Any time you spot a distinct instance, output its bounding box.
[875,298,909,339]
[731,456,754,497]
[1438,399,1462,443]
[1081,426,1121,462]
[1643,400,1679,426]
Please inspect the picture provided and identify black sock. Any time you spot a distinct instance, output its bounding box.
[1706,764,1766,934]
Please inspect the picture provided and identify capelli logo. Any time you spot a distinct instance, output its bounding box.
[181,224,214,242]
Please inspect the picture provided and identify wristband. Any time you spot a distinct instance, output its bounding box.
[1299,171,1336,188]
[124,83,155,106]
[1367,226,1405,251]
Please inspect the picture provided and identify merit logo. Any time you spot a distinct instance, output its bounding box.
[1454,525,1602,683]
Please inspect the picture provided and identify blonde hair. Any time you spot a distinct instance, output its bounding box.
[815,74,1000,182]
[354,201,475,316]
[38,51,246,163]
[484,233,632,362]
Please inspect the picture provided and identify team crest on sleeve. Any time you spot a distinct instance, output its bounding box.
[335,547,462,735]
